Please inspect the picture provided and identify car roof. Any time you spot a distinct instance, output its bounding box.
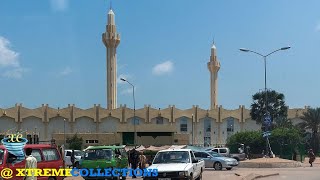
[84,145,125,150]
[159,149,191,152]
[0,144,57,149]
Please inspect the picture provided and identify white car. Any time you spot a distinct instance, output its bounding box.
[144,149,205,180]
[64,149,83,167]
[194,151,238,170]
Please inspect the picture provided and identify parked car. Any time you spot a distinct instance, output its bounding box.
[206,147,246,161]
[0,143,64,180]
[79,145,128,180]
[194,151,238,170]
[64,149,83,167]
[208,147,230,157]
[144,149,205,180]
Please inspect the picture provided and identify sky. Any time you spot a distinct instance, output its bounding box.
[0,0,320,110]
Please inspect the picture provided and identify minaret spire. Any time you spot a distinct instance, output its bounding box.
[207,40,220,109]
[102,6,120,109]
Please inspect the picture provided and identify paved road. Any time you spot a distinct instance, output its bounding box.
[65,166,320,180]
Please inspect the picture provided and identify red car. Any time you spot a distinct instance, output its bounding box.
[0,143,64,180]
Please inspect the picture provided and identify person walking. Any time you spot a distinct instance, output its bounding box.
[139,151,147,169]
[308,149,316,167]
[129,148,139,178]
[71,149,75,168]
[24,148,37,180]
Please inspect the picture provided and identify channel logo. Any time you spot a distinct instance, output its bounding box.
[0,168,158,179]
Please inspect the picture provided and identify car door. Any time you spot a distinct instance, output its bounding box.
[193,152,203,165]
[200,152,211,168]
[65,150,71,166]
[119,148,128,168]
[190,151,199,178]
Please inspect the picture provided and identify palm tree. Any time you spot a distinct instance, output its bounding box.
[298,107,320,153]
[250,90,288,124]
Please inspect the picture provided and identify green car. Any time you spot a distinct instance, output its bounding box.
[79,145,129,180]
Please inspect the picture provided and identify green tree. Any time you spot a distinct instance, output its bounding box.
[273,116,293,129]
[67,133,83,150]
[250,90,288,124]
[269,127,303,159]
[298,107,320,154]
[226,131,265,154]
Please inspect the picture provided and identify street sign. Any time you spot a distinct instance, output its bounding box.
[264,114,272,123]
[262,131,271,137]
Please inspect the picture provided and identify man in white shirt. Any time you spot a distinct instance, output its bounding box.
[25,148,37,180]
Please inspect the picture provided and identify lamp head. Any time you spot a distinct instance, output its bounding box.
[239,48,250,52]
[280,46,291,50]
[120,78,126,81]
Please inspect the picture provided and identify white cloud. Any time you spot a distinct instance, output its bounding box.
[59,66,73,76]
[0,36,19,68]
[0,36,28,79]
[3,67,29,79]
[152,61,174,76]
[50,0,69,12]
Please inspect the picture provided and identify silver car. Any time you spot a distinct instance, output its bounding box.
[193,151,238,170]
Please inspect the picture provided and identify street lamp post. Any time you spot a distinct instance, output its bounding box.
[120,78,136,148]
[240,46,290,157]
[63,119,66,147]
[192,114,194,146]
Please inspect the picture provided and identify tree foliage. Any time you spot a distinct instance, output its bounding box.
[226,131,265,154]
[67,133,83,150]
[298,107,320,153]
[226,127,304,157]
[250,90,288,124]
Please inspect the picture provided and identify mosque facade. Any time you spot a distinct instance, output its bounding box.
[0,8,307,147]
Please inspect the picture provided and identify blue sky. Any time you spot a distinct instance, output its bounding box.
[0,0,320,110]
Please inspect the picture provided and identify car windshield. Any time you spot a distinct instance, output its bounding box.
[153,151,190,164]
[207,151,223,157]
[0,149,3,165]
[84,149,112,160]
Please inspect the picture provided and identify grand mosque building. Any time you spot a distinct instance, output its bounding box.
[0,8,308,147]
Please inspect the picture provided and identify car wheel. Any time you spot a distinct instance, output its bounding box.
[214,162,223,170]
[226,167,232,170]
[196,170,202,180]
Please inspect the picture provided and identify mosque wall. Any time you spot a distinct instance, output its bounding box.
[0,104,309,146]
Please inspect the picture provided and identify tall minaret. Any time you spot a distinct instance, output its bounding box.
[102,8,120,109]
[207,42,220,109]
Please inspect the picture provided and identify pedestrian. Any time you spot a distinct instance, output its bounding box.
[308,149,316,167]
[71,149,75,168]
[139,151,147,169]
[25,148,37,180]
[246,146,250,159]
[129,148,139,178]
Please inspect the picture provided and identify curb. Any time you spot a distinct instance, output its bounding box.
[240,172,280,180]
[254,173,280,179]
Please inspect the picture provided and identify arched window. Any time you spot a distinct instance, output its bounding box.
[156,117,164,124]
[180,118,188,132]
[204,119,211,132]
[131,117,140,125]
[227,118,234,132]
[227,117,234,139]
[203,118,212,147]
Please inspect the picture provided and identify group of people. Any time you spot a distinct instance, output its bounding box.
[128,148,148,178]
